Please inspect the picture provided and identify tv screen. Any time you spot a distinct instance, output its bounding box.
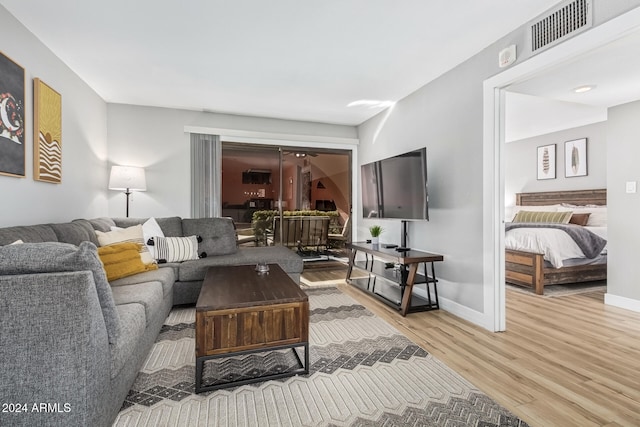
[242,170,271,184]
[361,148,428,220]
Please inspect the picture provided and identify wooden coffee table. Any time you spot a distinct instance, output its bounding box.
[195,264,309,393]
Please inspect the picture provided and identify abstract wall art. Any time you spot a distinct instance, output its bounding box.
[565,138,587,178]
[34,78,62,183]
[0,51,25,178]
[537,144,556,180]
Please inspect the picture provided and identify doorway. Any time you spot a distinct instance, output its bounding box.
[484,8,640,331]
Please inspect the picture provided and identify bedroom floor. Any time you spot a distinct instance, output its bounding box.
[338,282,640,426]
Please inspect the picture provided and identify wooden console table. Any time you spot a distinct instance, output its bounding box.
[345,242,444,316]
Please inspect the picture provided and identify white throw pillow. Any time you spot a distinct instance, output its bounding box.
[151,236,199,263]
[10,240,24,245]
[96,224,155,265]
[142,217,165,259]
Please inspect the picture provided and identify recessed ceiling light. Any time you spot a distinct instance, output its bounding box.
[347,99,396,109]
[572,85,596,93]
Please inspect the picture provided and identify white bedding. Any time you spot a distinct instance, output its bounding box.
[505,226,607,268]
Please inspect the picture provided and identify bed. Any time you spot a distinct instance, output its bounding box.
[505,189,607,295]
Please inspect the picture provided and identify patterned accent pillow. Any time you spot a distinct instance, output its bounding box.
[512,210,573,224]
[95,224,155,265]
[151,235,199,263]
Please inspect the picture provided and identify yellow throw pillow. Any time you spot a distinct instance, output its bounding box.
[95,224,155,265]
[97,242,158,281]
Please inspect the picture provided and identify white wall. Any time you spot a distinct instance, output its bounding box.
[357,0,640,325]
[106,104,357,218]
[505,122,608,213]
[358,49,494,315]
[0,5,108,227]
[607,100,640,305]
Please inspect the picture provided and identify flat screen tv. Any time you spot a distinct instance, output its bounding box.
[361,148,428,220]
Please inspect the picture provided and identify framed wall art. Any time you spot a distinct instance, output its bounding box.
[565,138,587,178]
[0,51,25,178]
[34,78,62,183]
[537,144,556,180]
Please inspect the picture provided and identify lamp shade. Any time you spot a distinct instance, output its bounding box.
[108,166,147,191]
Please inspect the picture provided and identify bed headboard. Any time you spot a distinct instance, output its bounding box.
[516,189,606,206]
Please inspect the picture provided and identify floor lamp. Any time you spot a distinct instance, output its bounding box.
[109,166,147,217]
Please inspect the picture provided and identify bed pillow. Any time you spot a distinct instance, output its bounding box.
[512,210,573,224]
[97,242,158,281]
[558,206,606,227]
[508,204,560,222]
[95,224,155,265]
[569,213,591,226]
[150,235,199,263]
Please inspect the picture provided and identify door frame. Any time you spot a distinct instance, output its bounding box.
[482,8,640,331]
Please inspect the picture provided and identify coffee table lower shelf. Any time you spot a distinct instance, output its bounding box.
[196,343,309,393]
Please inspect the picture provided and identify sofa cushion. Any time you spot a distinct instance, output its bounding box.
[50,220,100,246]
[0,224,58,246]
[114,216,184,237]
[110,267,175,298]
[87,217,117,233]
[0,241,121,344]
[178,246,303,282]
[110,303,146,379]
[111,281,164,328]
[97,243,158,281]
[239,246,304,274]
[182,217,237,256]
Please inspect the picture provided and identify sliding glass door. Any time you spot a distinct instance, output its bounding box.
[221,142,351,248]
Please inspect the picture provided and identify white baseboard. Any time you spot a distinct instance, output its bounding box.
[412,280,493,331]
[604,293,640,313]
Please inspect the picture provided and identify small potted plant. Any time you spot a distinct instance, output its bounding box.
[369,225,383,245]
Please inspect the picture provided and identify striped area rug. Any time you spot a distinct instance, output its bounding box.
[114,287,528,426]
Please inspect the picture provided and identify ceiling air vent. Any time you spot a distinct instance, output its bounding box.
[530,0,592,53]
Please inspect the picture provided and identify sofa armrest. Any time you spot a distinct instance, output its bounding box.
[0,271,111,427]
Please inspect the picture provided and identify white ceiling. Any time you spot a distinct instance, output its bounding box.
[1,0,564,126]
[505,27,640,141]
[507,29,640,108]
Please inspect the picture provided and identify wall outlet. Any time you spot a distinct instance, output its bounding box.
[626,181,637,194]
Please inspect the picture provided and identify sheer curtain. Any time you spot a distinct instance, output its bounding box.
[190,133,221,218]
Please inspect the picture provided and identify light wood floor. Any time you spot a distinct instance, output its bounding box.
[330,279,640,427]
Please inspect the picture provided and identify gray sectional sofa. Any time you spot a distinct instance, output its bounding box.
[0,216,303,427]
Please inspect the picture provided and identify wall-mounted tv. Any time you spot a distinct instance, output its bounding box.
[361,148,428,220]
[242,169,271,184]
